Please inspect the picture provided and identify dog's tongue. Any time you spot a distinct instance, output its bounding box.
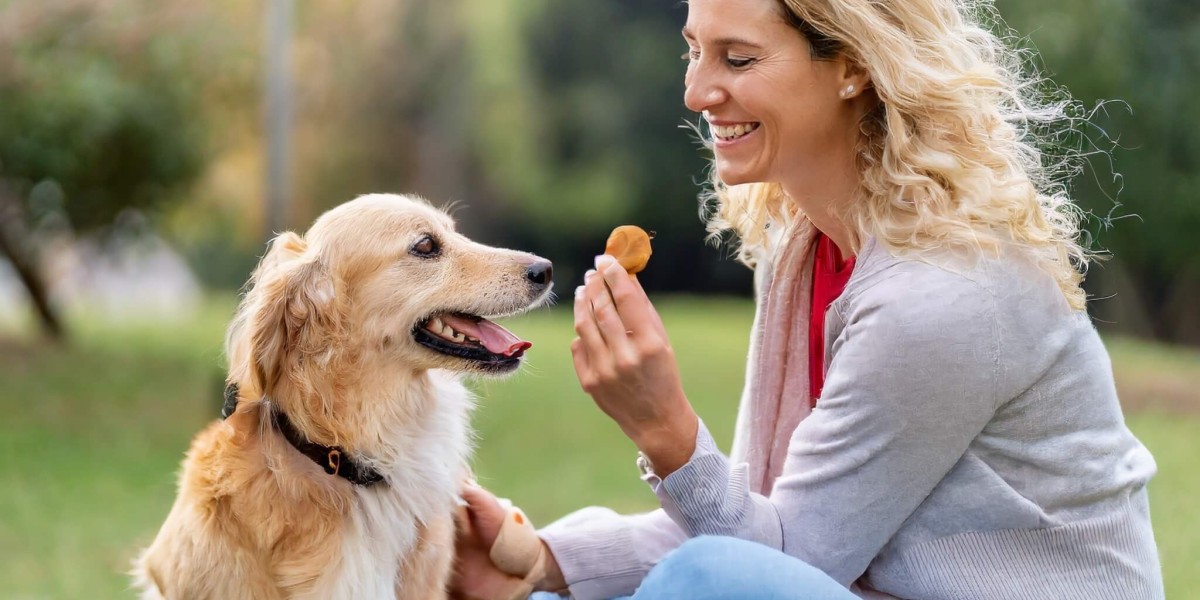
[440,314,532,357]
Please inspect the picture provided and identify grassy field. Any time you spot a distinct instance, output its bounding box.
[1,296,1197,598]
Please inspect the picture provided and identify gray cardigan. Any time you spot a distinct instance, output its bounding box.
[539,239,1164,599]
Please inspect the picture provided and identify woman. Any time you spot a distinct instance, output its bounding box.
[452,0,1164,597]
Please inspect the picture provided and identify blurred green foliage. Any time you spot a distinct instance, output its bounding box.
[0,0,1195,341]
[0,0,210,230]
[995,0,1200,340]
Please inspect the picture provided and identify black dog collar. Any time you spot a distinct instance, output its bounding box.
[222,383,385,487]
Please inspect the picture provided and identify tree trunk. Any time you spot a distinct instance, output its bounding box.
[1161,262,1200,347]
[0,187,66,342]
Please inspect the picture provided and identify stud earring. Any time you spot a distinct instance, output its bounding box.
[841,85,856,98]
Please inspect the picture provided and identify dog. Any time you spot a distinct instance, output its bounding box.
[133,193,553,599]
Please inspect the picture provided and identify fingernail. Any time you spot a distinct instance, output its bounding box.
[584,269,596,281]
[595,254,617,270]
[574,285,585,299]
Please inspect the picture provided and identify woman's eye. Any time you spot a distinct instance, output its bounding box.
[680,47,753,68]
[410,235,440,257]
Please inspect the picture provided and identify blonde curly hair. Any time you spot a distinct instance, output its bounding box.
[702,0,1092,310]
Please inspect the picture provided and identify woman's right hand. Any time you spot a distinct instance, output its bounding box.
[450,482,567,599]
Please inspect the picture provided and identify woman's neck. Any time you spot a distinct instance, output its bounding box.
[781,173,859,258]
[779,134,862,257]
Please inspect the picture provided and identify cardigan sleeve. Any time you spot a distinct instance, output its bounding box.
[537,468,694,599]
[649,263,1015,587]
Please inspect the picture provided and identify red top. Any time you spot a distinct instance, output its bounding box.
[809,232,856,406]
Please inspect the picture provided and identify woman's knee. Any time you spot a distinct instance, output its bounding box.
[660,535,745,575]
[635,536,855,600]
[638,536,760,594]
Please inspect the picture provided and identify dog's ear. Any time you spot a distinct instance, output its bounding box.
[248,232,338,399]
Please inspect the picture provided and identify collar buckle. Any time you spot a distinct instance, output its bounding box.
[327,449,342,476]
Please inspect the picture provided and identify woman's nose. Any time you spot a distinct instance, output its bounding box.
[683,62,726,113]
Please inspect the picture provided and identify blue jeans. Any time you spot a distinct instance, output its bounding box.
[531,535,857,599]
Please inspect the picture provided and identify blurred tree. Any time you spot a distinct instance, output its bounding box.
[282,0,749,294]
[285,1,474,227]
[459,0,748,292]
[997,0,1200,342]
[0,0,213,340]
[184,0,1194,342]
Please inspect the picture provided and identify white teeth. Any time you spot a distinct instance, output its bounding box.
[712,122,758,140]
[424,316,478,344]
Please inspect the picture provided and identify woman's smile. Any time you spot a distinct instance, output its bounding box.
[708,118,762,146]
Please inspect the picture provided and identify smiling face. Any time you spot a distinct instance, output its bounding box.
[308,194,555,375]
[233,193,555,409]
[683,0,863,188]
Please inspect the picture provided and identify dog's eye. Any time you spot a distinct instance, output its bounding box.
[410,235,440,258]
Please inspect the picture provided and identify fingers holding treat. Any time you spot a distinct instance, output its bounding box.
[571,226,696,471]
[594,225,658,339]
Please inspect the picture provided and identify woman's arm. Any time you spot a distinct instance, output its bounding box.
[654,264,1014,586]
[571,256,700,478]
[570,253,1022,588]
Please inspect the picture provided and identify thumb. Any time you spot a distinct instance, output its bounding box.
[461,483,507,547]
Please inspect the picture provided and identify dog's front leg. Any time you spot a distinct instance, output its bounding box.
[395,511,456,599]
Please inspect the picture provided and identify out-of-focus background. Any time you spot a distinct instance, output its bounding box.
[0,0,1196,597]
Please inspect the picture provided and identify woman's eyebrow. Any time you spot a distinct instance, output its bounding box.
[681,27,764,49]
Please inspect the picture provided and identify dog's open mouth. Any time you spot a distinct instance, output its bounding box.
[413,312,532,371]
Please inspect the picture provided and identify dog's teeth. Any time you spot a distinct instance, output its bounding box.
[441,324,455,337]
[430,317,444,332]
[465,336,478,343]
[451,331,465,342]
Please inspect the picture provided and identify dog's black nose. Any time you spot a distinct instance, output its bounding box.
[526,260,553,289]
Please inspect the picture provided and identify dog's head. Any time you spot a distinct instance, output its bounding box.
[226,194,553,405]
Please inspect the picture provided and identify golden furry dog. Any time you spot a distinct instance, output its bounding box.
[133,194,553,599]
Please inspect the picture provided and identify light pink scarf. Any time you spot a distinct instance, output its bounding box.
[730,218,820,495]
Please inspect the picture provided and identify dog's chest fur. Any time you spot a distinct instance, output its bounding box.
[303,487,450,599]
[302,371,473,599]
[136,371,474,600]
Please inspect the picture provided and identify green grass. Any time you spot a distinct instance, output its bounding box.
[2,297,1196,598]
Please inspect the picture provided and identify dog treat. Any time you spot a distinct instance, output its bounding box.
[604,225,653,274]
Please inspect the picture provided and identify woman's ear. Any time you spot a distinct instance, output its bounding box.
[836,56,872,100]
[248,233,337,399]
